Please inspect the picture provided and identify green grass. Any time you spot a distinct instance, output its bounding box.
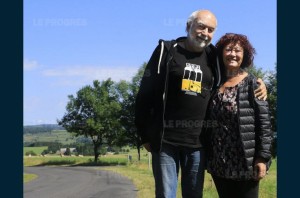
[23,173,38,183]
[259,159,277,198]
[24,146,48,155]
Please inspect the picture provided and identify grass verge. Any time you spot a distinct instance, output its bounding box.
[24,173,38,183]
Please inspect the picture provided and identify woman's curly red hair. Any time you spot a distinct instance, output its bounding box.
[216,33,256,69]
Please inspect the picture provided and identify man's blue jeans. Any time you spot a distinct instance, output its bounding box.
[152,143,205,198]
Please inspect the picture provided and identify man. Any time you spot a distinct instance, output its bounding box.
[135,10,266,198]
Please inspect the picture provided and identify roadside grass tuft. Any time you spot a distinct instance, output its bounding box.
[24,173,38,183]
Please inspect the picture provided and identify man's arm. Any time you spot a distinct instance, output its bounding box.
[143,143,151,152]
[254,78,267,100]
[135,44,162,146]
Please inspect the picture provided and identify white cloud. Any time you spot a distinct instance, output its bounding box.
[42,65,138,82]
[24,58,39,71]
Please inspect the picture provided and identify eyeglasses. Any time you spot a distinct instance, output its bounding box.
[224,47,244,54]
[195,22,215,33]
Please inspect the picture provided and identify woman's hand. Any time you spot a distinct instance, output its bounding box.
[254,158,267,180]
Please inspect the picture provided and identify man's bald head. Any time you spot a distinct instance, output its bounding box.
[186,10,217,32]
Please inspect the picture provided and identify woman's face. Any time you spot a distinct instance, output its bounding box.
[222,42,244,70]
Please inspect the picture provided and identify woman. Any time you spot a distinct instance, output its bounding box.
[204,33,273,198]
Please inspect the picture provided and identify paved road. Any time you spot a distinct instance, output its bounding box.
[24,166,137,198]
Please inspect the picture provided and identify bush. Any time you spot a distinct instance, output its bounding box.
[64,148,71,156]
[41,149,49,155]
[25,151,37,156]
[99,147,107,155]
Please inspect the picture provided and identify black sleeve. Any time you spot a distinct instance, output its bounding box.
[249,76,273,169]
[135,44,161,144]
[254,98,273,160]
[251,78,273,172]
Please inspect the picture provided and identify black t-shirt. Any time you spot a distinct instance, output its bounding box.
[163,42,213,148]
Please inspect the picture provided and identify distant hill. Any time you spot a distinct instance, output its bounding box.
[23,124,65,134]
[23,125,89,146]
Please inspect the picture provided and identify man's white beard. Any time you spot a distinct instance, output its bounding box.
[188,32,210,51]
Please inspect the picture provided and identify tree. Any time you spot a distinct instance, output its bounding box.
[246,65,265,79]
[58,79,122,162]
[265,65,277,157]
[117,62,147,160]
[266,66,277,132]
[47,142,62,154]
[65,147,71,156]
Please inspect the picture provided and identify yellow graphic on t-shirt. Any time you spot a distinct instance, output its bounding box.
[181,63,202,94]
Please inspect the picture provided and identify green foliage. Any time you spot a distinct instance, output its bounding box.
[25,150,37,156]
[265,66,277,157]
[116,63,147,160]
[99,147,107,155]
[58,78,123,162]
[73,144,94,156]
[266,67,277,132]
[246,65,265,79]
[41,149,49,155]
[64,147,71,156]
[47,142,63,154]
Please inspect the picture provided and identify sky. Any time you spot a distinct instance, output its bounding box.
[24,0,277,125]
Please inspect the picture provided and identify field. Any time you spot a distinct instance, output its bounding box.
[24,148,277,198]
[24,130,77,145]
[24,146,48,155]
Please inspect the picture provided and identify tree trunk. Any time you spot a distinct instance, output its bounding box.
[137,140,141,161]
[138,146,141,161]
[93,144,100,163]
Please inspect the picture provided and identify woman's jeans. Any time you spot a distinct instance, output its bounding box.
[152,143,205,198]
